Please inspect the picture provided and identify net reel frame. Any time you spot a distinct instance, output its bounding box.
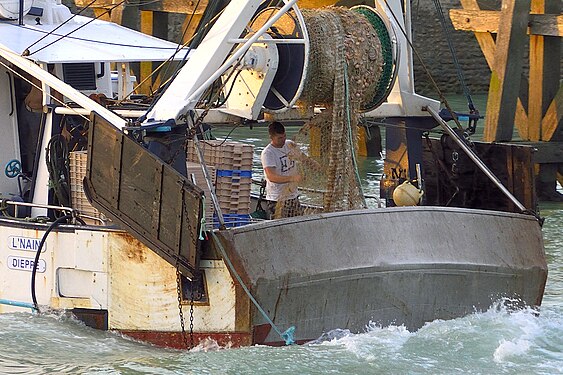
[351,3,400,112]
[234,1,310,114]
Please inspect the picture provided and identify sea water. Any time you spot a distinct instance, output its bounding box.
[0,221,561,374]
[1,98,562,374]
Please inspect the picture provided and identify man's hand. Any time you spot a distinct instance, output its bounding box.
[287,142,305,162]
[290,174,302,183]
[287,142,322,172]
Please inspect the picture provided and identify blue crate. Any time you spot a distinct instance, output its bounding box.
[213,213,252,228]
[216,169,252,178]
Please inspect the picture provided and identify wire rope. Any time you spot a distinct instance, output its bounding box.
[381,0,463,131]
[0,60,91,122]
[22,0,98,54]
[430,0,476,112]
[9,23,181,50]
[25,0,128,56]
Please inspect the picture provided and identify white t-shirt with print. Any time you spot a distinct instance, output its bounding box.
[260,140,299,201]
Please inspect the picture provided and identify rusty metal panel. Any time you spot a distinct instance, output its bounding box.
[106,233,239,333]
[84,113,203,278]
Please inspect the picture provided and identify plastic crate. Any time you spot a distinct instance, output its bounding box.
[215,173,251,214]
[187,140,254,215]
[69,151,107,225]
[213,213,252,228]
[187,140,254,171]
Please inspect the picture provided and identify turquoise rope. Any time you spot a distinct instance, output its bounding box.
[199,196,207,240]
[0,298,37,311]
[343,62,368,208]
[210,231,295,345]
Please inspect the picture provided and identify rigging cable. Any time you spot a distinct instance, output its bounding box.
[198,123,241,149]
[150,0,204,92]
[177,3,289,125]
[381,0,463,132]
[22,0,98,55]
[31,214,72,312]
[142,0,285,118]
[138,4,228,113]
[430,0,476,113]
[0,60,92,124]
[24,0,128,56]
[12,23,181,51]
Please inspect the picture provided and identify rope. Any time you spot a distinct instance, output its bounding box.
[210,231,295,345]
[381,0,464,132]
[122,6,236,105]
[45,135,71,210]
[22,0,98,54]
[144,0,203,98]
[140,3,228,112]
[11,23,180,51]
[31,214,72,311]
[0,60,92,126]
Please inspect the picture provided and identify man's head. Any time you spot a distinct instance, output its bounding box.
[268,121,286,148]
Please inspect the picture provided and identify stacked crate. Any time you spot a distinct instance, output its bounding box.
[187,140,254,226]
[69,151,107,225]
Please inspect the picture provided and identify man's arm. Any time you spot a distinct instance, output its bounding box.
[264,166,302,183]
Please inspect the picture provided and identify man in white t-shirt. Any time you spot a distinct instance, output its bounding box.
[260,121,303,218]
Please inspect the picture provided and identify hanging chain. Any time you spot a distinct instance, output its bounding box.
[186,215,196,350]
[177,194,200,350]
[424,133,460,206]
[189,287,195,349]
[173,179,203,350]
[176,267,189,349]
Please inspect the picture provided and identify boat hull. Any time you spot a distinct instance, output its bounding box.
[213,206,547,344]
[0,206,547,348]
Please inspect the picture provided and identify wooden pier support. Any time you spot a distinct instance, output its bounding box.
[451,0,563,200]
[138,1,209,95]
[139,10,169,94]
[483,0,530,142]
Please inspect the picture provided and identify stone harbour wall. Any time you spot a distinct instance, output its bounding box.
[410,0,495,95]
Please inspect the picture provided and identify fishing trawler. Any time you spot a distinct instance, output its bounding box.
[0,0,548,348]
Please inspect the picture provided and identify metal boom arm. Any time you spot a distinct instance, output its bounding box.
[144,0,297,124]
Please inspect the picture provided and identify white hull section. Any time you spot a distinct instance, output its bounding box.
[0,221,238,334]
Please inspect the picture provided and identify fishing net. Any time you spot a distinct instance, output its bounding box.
[270,7,384,218]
